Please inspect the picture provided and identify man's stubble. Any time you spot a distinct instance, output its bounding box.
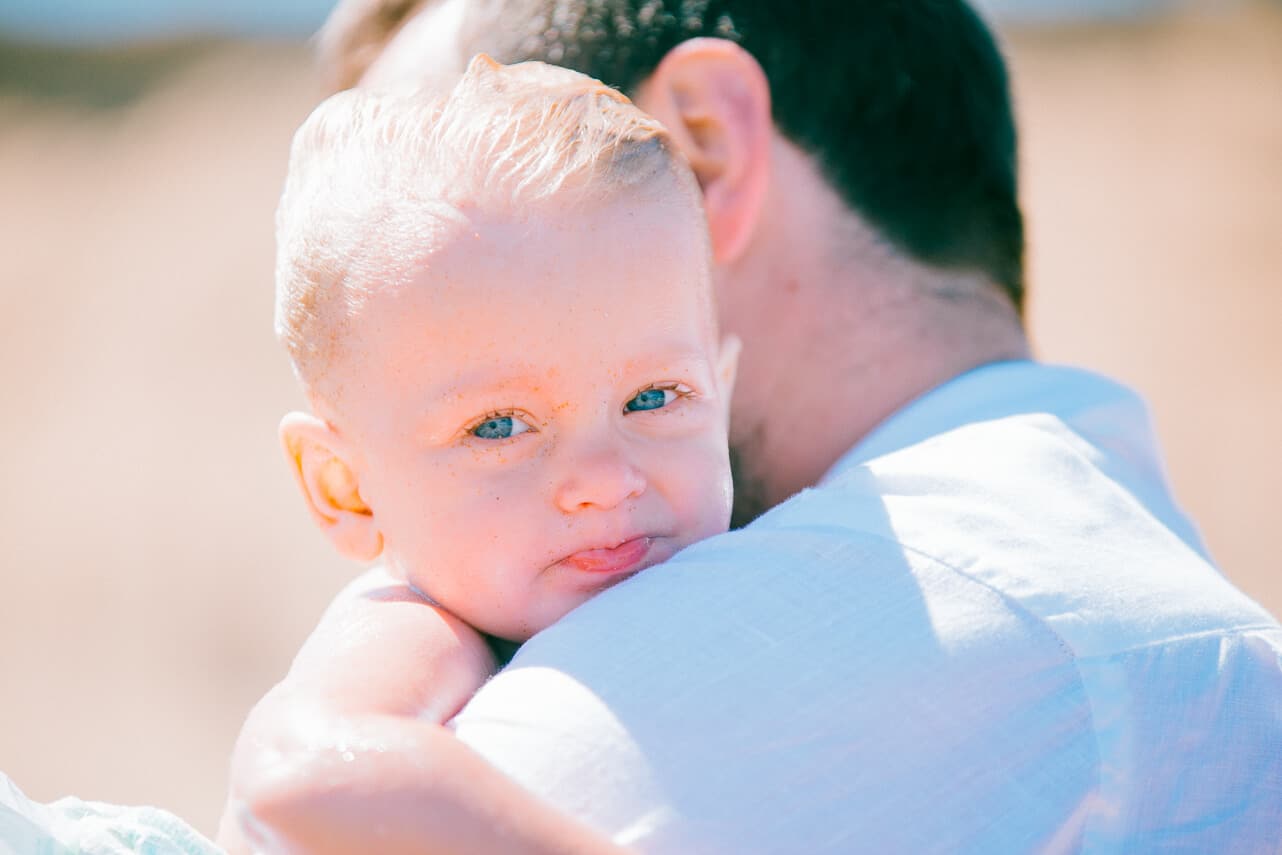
[728,440,771,529]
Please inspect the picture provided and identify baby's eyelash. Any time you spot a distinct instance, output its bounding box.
[644,382,697,398]
[471,408,517,426]
[623,382,698,414]
[458,408,537,439]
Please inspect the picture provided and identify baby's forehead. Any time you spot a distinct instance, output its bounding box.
[380,182,705,285]
[349,201,709,342]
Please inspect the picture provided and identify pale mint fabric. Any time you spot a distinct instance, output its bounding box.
[452,360,1282,854]
[0,772,219,855]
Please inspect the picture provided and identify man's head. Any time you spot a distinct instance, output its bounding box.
[322,0,1030,519]
[277,58,736,639]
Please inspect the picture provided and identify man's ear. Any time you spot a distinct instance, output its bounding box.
[279,412,383,562]
[637,38,772,265]
[716,334,741,421]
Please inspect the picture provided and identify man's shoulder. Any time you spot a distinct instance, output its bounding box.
[453,403,1282,850]
[825,411,1277,655]
[455,518,1098,851]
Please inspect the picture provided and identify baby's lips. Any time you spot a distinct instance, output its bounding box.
[553,535,654,575]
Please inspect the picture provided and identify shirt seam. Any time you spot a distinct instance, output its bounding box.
[892,535,1105,851]
[831,530,1277,843]
[1071,623,1281,662]
[800,522,1084,667]
[805,522,1105,830]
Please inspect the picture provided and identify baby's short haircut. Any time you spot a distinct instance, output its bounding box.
[275,55,697,399]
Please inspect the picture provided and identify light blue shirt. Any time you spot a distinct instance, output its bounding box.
[453,361,1282,853]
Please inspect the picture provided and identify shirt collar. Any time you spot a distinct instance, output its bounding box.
[822,359,1148,483]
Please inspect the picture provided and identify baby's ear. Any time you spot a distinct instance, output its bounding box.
[716,334,741,420]
[279,412,383,562]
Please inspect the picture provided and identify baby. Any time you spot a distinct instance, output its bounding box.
[221,57,736,853]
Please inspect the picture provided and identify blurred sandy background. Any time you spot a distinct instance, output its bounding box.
[1,0,1279,837]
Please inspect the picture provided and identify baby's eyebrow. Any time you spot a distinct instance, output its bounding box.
[423,372,547,406]
[412,373,546,427]
[416,346,715,416]
[617,348,717,379]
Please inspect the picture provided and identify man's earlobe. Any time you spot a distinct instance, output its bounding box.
[638,38,772,265]
[279,412,383,562]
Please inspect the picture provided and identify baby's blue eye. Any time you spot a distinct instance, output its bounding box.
[626,388,676,412]
[471,414,533,440]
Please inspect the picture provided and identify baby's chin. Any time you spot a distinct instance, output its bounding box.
[488,589,619,645]
[469,527,719,643]
[485,558,659,643]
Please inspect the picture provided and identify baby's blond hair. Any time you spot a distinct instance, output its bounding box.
[275,55,699,400]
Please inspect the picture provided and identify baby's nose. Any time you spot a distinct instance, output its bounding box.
[553,448,647,513]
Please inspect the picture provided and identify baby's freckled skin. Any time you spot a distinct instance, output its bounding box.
[317,191,729,641]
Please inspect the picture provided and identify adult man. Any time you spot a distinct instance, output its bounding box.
[246,1,1282,850]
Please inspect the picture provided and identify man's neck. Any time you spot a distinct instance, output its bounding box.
[726,171,1029,514]
[720,137,1029,521]
[771,281,1029,504]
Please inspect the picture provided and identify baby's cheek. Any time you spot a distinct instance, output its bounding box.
[661,438,733,539]
[408,493,494,572]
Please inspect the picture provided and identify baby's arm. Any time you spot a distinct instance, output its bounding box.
[220,567,627,855]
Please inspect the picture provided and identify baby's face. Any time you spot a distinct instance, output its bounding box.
[334,192,732,640]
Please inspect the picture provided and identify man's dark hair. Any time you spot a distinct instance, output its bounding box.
[465,0,1024,309]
